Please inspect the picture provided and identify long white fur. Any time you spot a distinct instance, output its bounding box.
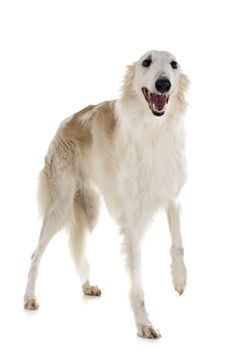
[24,50,189,339]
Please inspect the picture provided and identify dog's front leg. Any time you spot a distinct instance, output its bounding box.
[122,231,161,339]
[167,200,187,295]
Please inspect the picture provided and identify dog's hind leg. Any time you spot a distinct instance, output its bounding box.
[24,156,76,310]
[121,222,161,339]
[167,200,187,295]
[68,186,101,296]
[24,212,69,310]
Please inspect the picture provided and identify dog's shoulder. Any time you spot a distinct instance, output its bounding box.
[93,100,117,139]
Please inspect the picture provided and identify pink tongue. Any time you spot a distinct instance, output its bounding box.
[150,94,167,111]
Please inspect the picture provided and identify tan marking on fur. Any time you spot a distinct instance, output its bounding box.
[59,101,117,150]
[61,105,95,147]
[73,104,95,119]
[40,100,118,202]
[91,101,118,179]
[93,101,117,139]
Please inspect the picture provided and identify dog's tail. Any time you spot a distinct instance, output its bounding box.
[66,187,100,280]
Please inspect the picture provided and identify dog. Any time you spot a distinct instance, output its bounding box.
[24,50,189,338]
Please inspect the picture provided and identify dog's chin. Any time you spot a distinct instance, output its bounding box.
[142,87,169,117]
[152,110,165,117]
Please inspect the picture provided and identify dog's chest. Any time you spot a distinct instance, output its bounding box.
[119,127,186,209]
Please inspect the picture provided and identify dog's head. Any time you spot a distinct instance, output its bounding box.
[122,50,189,117]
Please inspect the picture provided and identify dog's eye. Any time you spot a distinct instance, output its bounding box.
[170,61,178,69]
[142,59,152,68]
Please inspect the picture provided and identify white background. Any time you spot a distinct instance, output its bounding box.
[0,0,245,349]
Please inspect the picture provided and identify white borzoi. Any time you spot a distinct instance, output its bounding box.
[24,50,189,338]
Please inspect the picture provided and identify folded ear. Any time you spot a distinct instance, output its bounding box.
[120,63,136,100]
[176,72,190,112]
[180,73,190,93]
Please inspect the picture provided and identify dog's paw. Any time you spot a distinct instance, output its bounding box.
[24,296,39,310]
[175,284,185,296]
[83,285,102,296]
[173,272,186,295]
[172,261,187,296]
[137,324,161,339]
[173,273,186,295]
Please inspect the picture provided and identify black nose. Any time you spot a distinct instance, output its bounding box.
[155,78,171,93]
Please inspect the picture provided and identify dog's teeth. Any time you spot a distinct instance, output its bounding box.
[152,103,156,110]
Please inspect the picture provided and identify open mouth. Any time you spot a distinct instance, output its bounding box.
[142,87,169,116]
